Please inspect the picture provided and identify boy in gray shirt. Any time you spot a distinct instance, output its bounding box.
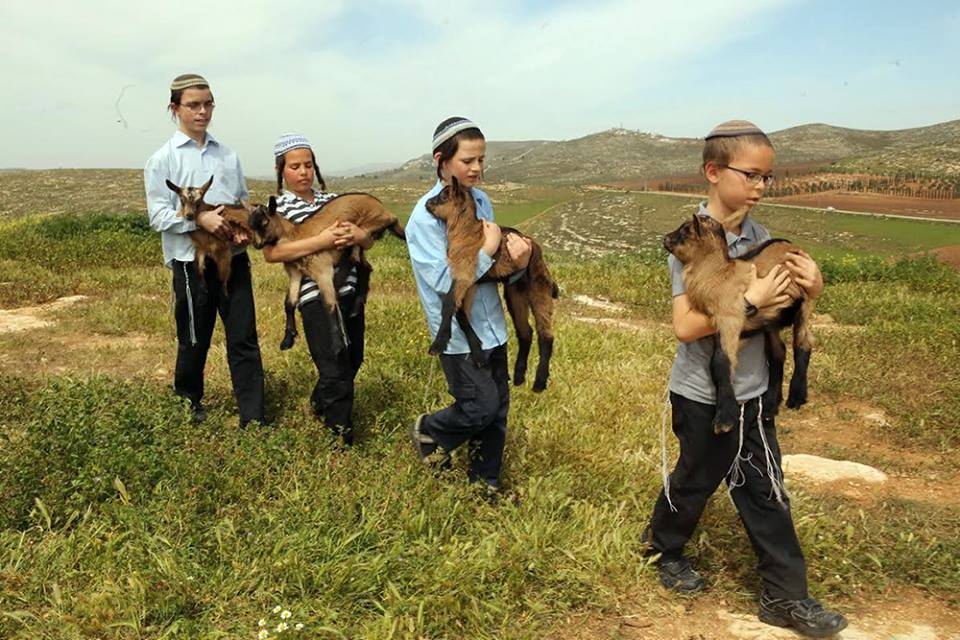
[645,121,846,638]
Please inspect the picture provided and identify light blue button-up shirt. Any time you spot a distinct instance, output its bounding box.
[407,181,508,355]
[668,202,772,404]
[144,130,249,266]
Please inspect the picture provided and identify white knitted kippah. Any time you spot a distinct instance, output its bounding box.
[170,73,209,91]
[274,133,312,158]
[432,117,480,151]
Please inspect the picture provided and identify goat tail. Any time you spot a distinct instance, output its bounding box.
[389,221,406,239]
[550,280,560,299]
[794,298,816,350]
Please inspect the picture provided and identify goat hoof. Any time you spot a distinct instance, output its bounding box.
[280,337,295,351]
[531,381,547,393]
[785,395,807,409]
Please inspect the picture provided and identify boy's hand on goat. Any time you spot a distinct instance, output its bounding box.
[332,221,373,250]
[505,234,532,270]
[197,206,231,241]
[745,264,791,309]
[481,220,502,257]
[785,250,824,299]
[231,228,251,247]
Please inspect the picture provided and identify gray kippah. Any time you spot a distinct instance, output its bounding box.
[705,120,766,140]
[432,117,481,151]
[170,73,210,91]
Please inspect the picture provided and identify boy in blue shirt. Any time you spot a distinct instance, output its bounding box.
[646,121,846,638]
[406,117,530,493]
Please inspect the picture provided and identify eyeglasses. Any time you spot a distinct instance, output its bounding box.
[179,100,216,112]
[721,165,775,187]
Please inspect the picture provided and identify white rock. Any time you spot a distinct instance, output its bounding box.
[782,454,888,484]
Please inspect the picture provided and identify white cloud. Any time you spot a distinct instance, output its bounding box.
[2,0,796,176]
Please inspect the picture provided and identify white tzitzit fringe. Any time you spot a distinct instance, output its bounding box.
[755,397,789,507]
[725,403,748,504]
[659,386,677,513]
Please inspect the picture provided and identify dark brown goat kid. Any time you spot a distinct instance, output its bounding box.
[425,178,559,392]
[663,214,815,433]
[166,176,252,293]
[248,193,404,351]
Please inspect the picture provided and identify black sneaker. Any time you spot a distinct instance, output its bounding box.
[758,593,848,638]
[657,557,706,593]
[190,403,207,424]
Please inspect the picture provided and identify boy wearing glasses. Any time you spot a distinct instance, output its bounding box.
[144,73,266,428]
[644,121,846,637]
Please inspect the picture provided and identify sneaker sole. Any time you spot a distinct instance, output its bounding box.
[758,611,848,638]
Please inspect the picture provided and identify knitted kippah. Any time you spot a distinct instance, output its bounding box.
[170,73,209,91]
[705,120,766,140]
[432,117,481,151]
[274,133,312,158]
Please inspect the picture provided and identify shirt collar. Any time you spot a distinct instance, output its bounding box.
[172,129,219,148]
[697,201,756,245]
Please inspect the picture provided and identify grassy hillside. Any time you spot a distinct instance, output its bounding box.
[367,119,960,186]
[1,184,958,637]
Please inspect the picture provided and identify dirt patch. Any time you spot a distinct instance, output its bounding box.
[0,330,167,380]
[552,589,960,639]
[0,295,89,334]
[916,245,960,268]
[777,400,960,506]
[570,314,666,334]
[767,192,960,221]
[571,294,627,313]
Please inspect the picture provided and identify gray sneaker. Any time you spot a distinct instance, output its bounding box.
[758,593,848,638]
[410,413,438,461]
[657,557,706,593]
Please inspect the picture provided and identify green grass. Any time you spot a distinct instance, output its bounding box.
[1,186,959,638]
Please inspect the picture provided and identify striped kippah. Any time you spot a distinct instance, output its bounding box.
[432,117,481,151]
[170,73,209,91]
[274,133,312,158]
[705,120,766,140]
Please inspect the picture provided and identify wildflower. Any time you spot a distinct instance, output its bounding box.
[280,610,292,620]
[259,619,267,628]
[258,630,270,640]
[275,622,289,633]
[273,605,282,614]
[295,623,304,631]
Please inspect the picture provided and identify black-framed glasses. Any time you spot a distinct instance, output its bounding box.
[721,164,775,187]
[180,100,215,112]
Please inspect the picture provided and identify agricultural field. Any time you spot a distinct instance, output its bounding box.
[1,170,959,638]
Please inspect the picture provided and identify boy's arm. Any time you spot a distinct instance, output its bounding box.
[261,229,339,263]
[673,294,716,342]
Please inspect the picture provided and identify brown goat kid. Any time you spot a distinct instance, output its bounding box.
[166,176,252,293]
[425,178,559,392]
[248,193,404,351]
[663,214,815,433]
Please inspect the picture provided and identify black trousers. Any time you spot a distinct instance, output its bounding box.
[648,392,808,600]
[423,344,510,488]
[301,299,365,438]
[171,254,265,424]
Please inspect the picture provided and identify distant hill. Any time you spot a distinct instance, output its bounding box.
[367,120,960,185]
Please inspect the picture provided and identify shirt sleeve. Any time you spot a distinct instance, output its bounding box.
[144,155,196,234]
[668,254,686,297]
[235,155,250,202]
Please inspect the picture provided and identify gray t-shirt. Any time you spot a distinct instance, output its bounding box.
[668,203,772,405]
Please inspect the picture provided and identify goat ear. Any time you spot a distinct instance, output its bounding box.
[200,175,214,193]
[692,214,702,235]
[165,179,181,194]
[268,196,277,214]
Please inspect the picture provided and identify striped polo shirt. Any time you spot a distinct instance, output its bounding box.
[274,189,359,307]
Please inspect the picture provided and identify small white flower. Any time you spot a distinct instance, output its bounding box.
[258,630,270,640]
[295,623,304,631]
[259,619,267,628]
[275,622,289,633]
[273,605,282,614]
[280,610,292,620]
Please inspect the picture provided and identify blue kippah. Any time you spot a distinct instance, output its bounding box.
[274,133,312,158]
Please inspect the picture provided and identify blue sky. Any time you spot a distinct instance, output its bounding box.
[1,0,957,176]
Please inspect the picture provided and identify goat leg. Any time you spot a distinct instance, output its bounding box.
[504,282,532,386]
[762,328,787,419]
[280,265,302,351]
[456,307,485,368]
[430,286,458,356]
[709,334,741,434]
[786,345,811,409]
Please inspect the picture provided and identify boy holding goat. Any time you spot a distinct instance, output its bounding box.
[644,121,846,638]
